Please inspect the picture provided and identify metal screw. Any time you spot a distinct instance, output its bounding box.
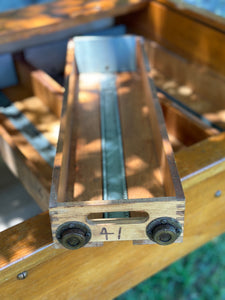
[56,222,91,250]
[146,217,182,246]
[215,190,222,197]
[17,271,28,280]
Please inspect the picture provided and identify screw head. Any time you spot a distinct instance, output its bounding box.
[215,190,222,197]
[146,217,182,246]
[56,222,91,250]
[17,271,28,280]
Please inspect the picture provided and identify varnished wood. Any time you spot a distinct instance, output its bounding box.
[14,50,64,118]
[0,115,219,269]
[50,38,185,246]
[0,85,59,210]
[32,70,64,118]
[160,94,218,146]
[0,38,223,298]
[0,126,50,211]
[1,133,225,299]
[0,45,211,213]
[146,41,225,129]
[157,0,225,32]
[13,53,35,93]
[118,0,225,76]
[118,72,165,199]
[0,0,147,54]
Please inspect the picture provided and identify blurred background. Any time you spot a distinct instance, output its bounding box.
[117,234,225,299]
[0,0,225,16]
[182,0,225,17]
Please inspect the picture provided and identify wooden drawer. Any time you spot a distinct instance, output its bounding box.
[1,1,225,298]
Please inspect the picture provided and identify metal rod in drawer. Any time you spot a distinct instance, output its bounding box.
[100,74,129,218]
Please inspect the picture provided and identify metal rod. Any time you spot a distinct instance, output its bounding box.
[100,74,129,218]
[157,87,223,132]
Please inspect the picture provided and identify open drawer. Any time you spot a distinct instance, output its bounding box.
[1,1,225,297]
[0,40,215,221]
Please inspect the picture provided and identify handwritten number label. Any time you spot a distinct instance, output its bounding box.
[100,227,122,240]
[118,227,122,240]
[100,227,114,240]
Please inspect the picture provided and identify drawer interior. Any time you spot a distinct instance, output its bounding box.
[0,36,220,232]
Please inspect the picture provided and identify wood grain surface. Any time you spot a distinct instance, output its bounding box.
[0,38,224,298]
[0,0,147,54]
[118,0,225,76]
[146,41,225,130]
[1,132,225,299]
[49,38,186,246]
[157,0,225,32]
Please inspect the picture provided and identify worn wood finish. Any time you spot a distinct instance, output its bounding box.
[13,52,64,118]
[118,0,225,77]
[0,0,147,54]
[0,126,50,211]
[13,53,35,93]
[2,85,59,150]
[159,94,218,147]
[22,50,217,152]
[157,0,225,32]
[1,96,218,266]
[13,53,215,151]
[146,41,225,130]
[0,39,223,298]
[32,70,64,118]
[1,132,225,299]
[0,85,59,210]
[117,72,166,199]
[0,212,52,273]
[0,44,212,213]
[49,37,185,247]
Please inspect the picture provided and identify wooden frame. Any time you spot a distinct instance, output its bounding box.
[1,0,225,298]
[0,0,147,54]
[49,36,185,248]
[118,0,225,76]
